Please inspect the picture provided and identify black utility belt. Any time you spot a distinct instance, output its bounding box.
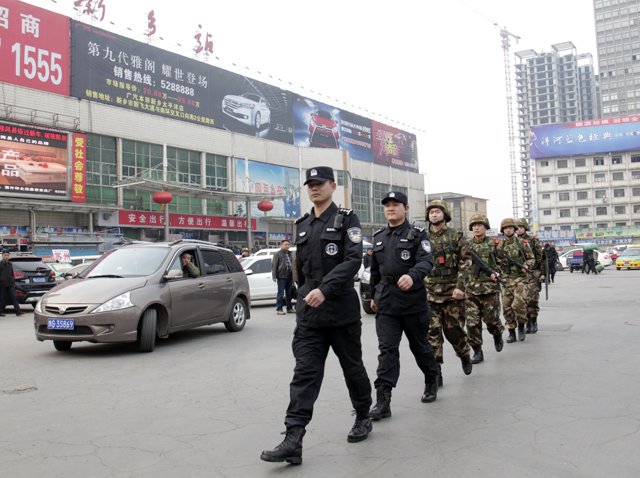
[381,275,402,285]
[305,278,354,289]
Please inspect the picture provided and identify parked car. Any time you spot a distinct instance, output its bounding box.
[8,255,58,306]
[606,248,620,262]
[558,248,612,271]
[308,109,340,148]
[222,93,271,130]
[359,267,374,315]
[240,255,298,302]
[56,262,93,284]
[253,247,296,257]
[616,246,640,270]
[34,240,250,353]
[43,261,74,281]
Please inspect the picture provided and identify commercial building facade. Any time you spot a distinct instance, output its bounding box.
[426,192,488,236]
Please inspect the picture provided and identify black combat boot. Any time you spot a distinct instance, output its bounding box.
[437,364,443,387]
[260,425,306,464]
[461,354,473,375]
[421,375,438,403]
[369,387,392,420]
[506,328,517,343]
[525,319,532,334]
[531,317,538,333]
[494,334,504,352]
[471,344,484,364]
[347,411,372,443]
[518,323,526,341]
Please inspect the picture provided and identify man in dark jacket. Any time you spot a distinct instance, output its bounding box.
[0,251,25,317]
[272,240,294,315]
[544,244,558,283]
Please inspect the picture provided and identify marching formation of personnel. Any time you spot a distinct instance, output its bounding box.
[262,168,548,466]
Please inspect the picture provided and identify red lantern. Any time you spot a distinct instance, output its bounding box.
[257,200,274,214]
[152,191,173,204]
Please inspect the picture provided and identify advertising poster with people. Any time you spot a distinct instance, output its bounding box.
[371,121,419,172]
[235,159,300,218]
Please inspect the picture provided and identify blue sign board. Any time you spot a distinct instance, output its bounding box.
[535,230,576,241]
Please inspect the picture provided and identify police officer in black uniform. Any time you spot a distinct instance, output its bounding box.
[368,192,439,421]
[261,166,372,466]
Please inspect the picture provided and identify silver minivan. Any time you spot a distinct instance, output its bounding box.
[34,240,250,353]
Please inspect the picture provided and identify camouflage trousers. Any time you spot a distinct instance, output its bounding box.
[501,278,528,329]
[428,299,470,364]
[523,280,541,322]
[465,292,505,346]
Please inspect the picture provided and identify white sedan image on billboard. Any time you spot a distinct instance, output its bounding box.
[222,93,271,130]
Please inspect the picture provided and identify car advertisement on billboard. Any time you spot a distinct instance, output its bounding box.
[530,116,640,159]
[0,0,70,96]
[70,21,294,144]
[293,95,373,163]
[235,159,300,218]
[371,121,419,172]
[0,122,68,199]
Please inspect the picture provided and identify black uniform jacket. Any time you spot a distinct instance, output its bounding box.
[370,220,433,315]
[295,202,363,327]
[0,260,16,288]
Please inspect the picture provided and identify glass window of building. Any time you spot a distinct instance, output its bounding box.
[578,208,589,216]
[372,182,388,224]
[559,192,570,201]
[612,172,625,180]
[169,196,203,215]
[576,175,587,184]
[633,171,640,179]
[593,157,605,166]
[614,188,626,197]
[615,206,626,214]
[543,210,552,216]
[612,156,623,164]
[544,226,552,231]
[633,187,640,196]
[86,134,117,205]
[122,139,163,180]
[542,193,551,199]
[560,225,571,230]
[596,206,608,215]
[594,173,606,182]
[578,224,590,229]
[352,179,370,223]
[392,186,408,196]
[206,200,228,217]
[542,177,550,183]
[558,176,569,185]
[167,147,201,186]
[631,155,640,163]
[634,205,640,213]
[595,190,607,198]
[557,159,568,168]
[575,158,586,167]
[541,161,549,166]
[205,154,227,190]
[559,209,571,217]
[615,222,627,226]
[596,223,608,228]
[577,191,588,200]
[336,170,349,187]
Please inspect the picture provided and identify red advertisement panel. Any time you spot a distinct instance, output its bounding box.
[118,211,257,231]
[0,0,70,96]
[371,121,419,172]
[71,133,86,202]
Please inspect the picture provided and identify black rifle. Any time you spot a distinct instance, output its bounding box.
[502,252,545,284]
[543,250,549,301]
[469,249,514,295]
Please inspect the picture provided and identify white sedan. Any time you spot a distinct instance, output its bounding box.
[558,248,612,270]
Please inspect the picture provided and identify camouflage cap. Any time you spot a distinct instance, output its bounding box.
[426,200,452,222]
[500,218,518,233]
[469,214,490,231]
[516,218,530,231]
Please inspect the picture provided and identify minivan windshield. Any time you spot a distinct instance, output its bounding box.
[86,247,170,278]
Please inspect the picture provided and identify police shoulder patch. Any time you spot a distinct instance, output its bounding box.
[347,227,362,243]
[373,228,385,236]
[421,240,432,254]
[339,208,353,216]
[295,213,309,224]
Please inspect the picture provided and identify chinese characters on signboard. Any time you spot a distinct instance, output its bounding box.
[71,133,86,202]
[118,211,257,230]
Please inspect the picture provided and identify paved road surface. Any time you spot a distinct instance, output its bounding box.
[1,269,639,477]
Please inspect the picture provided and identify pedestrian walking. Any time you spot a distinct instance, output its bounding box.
[516,219,545,334]
[261,166,371,465]
[368,191,439,421]
[544,244,558,283]
[0,251,25,317]
[272,240,295,315]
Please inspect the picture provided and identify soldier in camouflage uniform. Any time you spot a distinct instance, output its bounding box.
[424,200,473,384]
[516,219,545,334]
[495,218,535,343]
[465,214,505,364]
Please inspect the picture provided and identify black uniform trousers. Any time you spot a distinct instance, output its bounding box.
[374,311,439,390]
[285,321,372,427]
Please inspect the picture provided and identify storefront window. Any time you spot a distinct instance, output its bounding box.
[205,154,227,190]
[352,179,371,223]
[86,134,117,205]
[167,147,201,186]
[122,139,163,180]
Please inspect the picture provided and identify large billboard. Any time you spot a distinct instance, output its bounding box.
[234,159,300,219]
[371,121,419,172]
[530,116,640,159]
[0,122,68,199]
[0,0,70,96]
[70,21,294,144]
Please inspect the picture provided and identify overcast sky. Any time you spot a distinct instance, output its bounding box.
[29,0,598,226]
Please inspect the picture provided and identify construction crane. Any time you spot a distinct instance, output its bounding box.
[458,1,521,218]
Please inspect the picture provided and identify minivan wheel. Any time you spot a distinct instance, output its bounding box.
[225,298,246,332]
[53,340,72,351]
[138,308,157,353]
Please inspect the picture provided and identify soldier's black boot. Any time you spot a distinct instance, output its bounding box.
[518,323,526,341]
[260,426,306,464]
[531,317,538,334]
[461,354,473,375]
[506,328,517,343]
[347,411,372,443]
[437,364,443,387]
[494,334,504,352]
[422,375,438,403]
[369,387,392,420]
[525,318,532,334]
[471,345,484,364]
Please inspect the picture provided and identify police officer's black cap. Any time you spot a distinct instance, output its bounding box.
[304,166,335,185]
[381,191,408,206]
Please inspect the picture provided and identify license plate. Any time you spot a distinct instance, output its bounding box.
[47,318,74,330]
[33,277,46,282]
[625,262,630,266]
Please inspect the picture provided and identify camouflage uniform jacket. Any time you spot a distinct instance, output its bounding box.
[467,236,502,296]
[519,233,545,278]
[424,225,471,303]
[495,236,535,285]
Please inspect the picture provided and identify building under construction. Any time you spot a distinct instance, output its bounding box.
[514,42,600,226]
